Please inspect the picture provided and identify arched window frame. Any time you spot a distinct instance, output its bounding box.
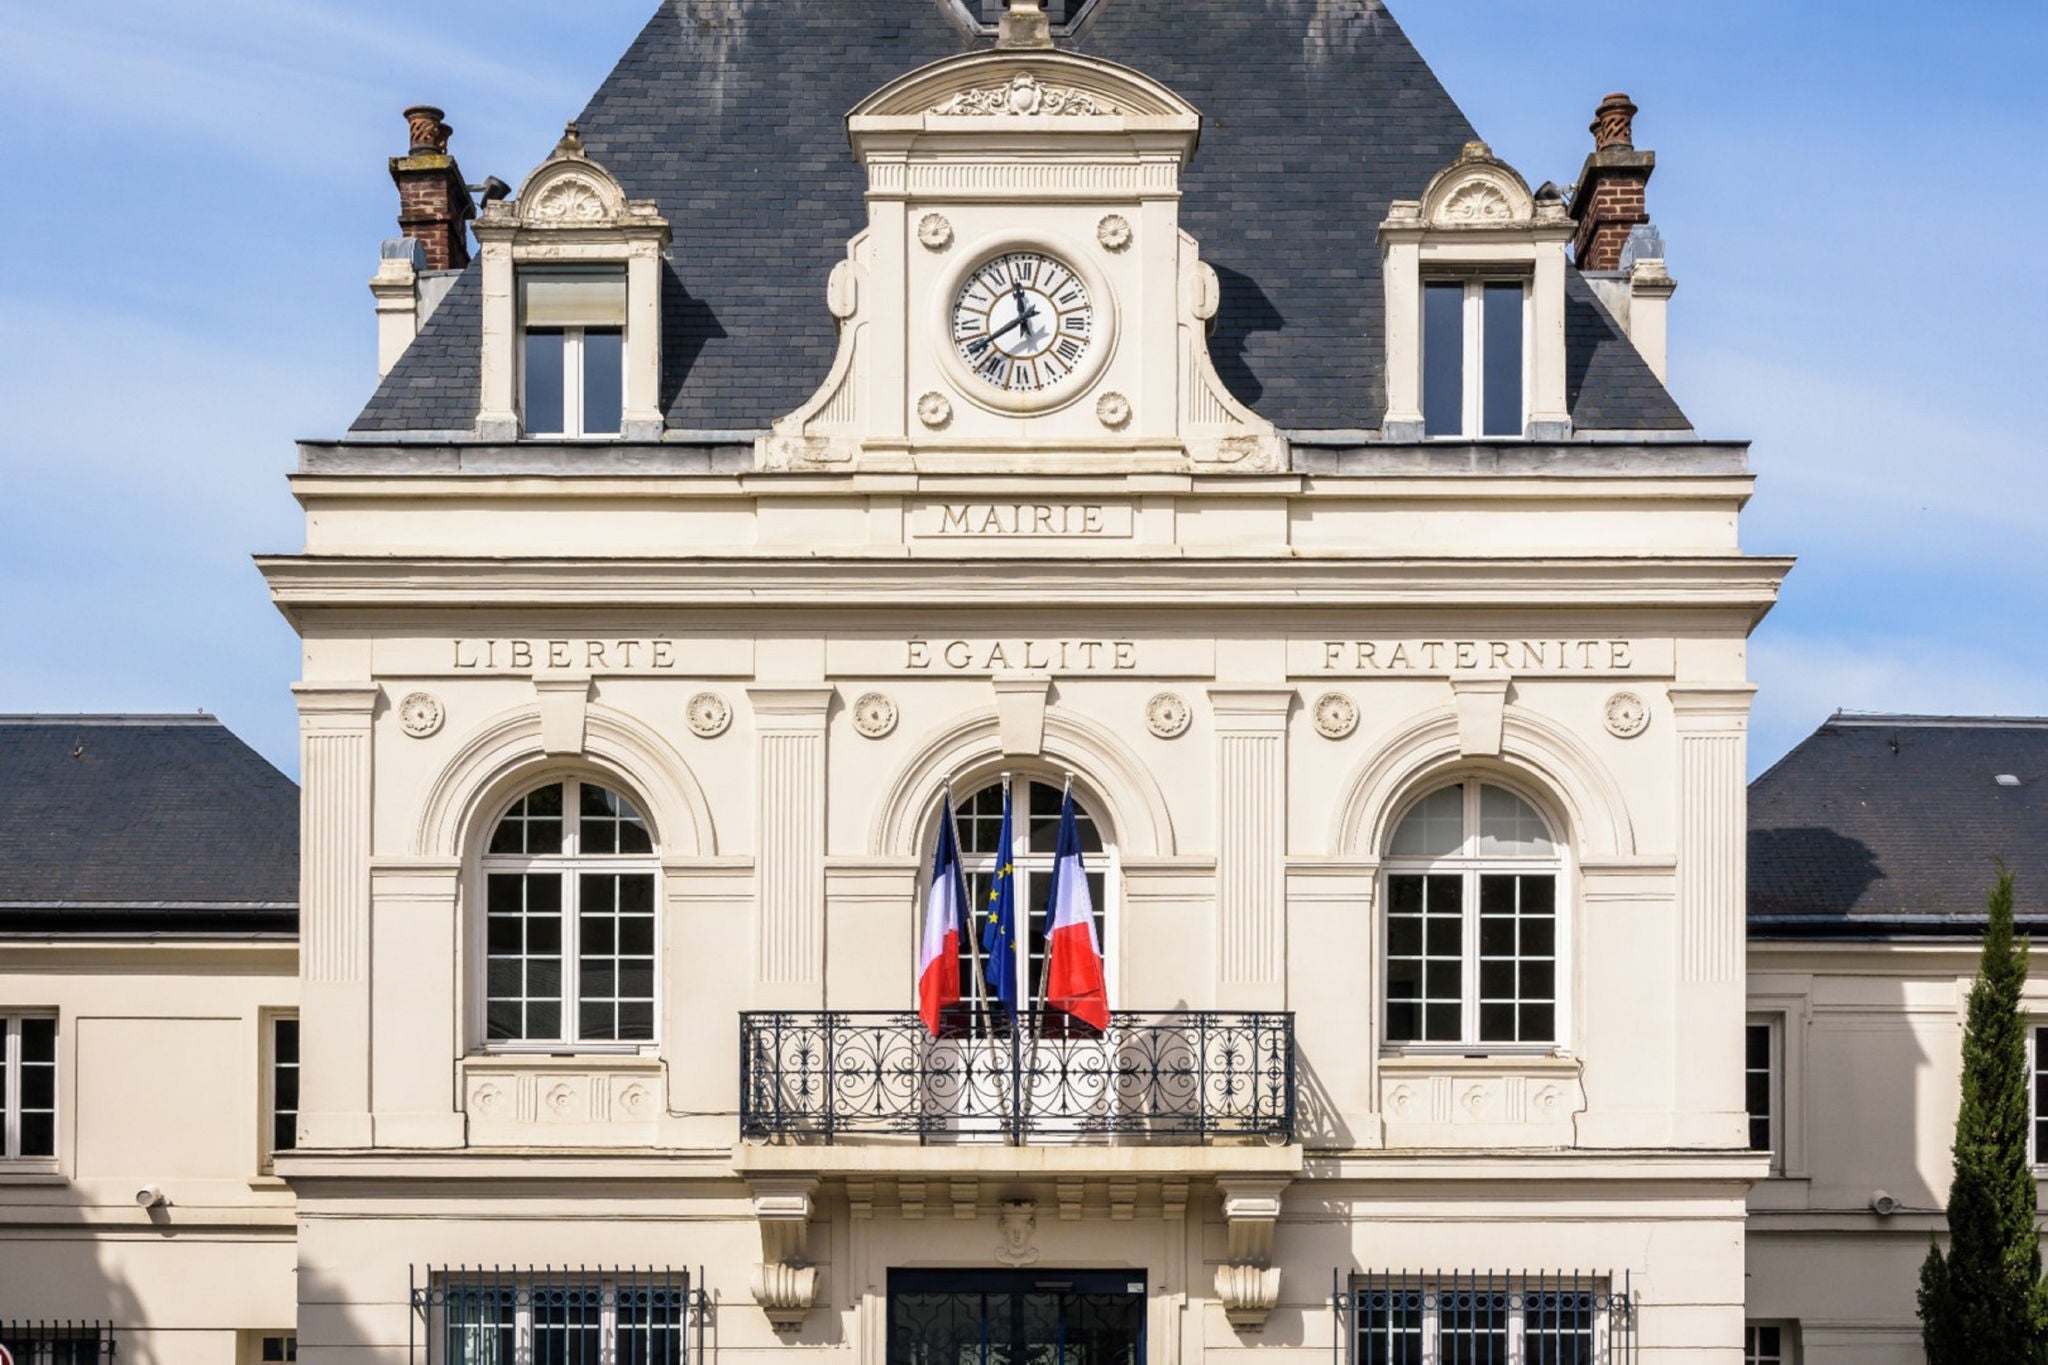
[468,774,662,1056]
[1379,775,1572,1056]
[921,775,1120,1029]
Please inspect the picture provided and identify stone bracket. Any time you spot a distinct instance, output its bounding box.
[1216,1176,1289,1331]
[747,1177,820,1331]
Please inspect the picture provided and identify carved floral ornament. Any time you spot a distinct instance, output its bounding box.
[1414,141,1539,229]
[930,73,1121,117]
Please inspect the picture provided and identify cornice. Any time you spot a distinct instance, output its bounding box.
[257,555,1793,614]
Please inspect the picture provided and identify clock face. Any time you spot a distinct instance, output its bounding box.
[951,251,1095,393]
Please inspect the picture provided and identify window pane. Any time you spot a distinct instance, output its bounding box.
[579,871,657,1043]
[1477,784,1553,855]
[1388,785,1463,858]
[618,1286,685,1365]
[580,783,653,855]
[524,329,567,435]
[1386,873,1463,1042]
[582,329,624,436]
[1750,1022,1776,1153]
[487,873,564,1041]
[491,784,564,856]
[18,1018,57,1157]
[1478,874,1557,1043]
[1746,1325,1784,1365]
[272,1017,300,1154]
[1524,1290,1596,1365]
[1481,282,1524,437]
[1423,282,1466,437]
[1359,1287,1424,1365]
[1438,1285,1508,1363]
[531,1284,603,1365]
[444,1286,516,1365]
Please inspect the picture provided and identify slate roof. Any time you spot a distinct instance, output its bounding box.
[1748,716,2048,938]
[352,0,1690,437]
[0,716,298,936]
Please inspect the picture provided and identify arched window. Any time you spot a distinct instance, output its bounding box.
[942,778,1113,1030]
[1383,781,1562,1048]
[479,778,657,1047]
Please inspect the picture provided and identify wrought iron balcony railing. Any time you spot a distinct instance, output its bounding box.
[740,1009,1295,1144]
[1335,1271,1638,1365]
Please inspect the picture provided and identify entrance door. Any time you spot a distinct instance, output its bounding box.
[887,1270,1145,1365]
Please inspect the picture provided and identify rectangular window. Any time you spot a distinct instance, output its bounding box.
[2035,1027,2048,1164]
[269,1015,300,1161]
[2,1015,57,1159]
[1747,1019,1778,1160]
[1386,873,1558,1048]
[1422,279,1527,439]
[424,1272,689,1365]
[1745,1323,1788,1364]
[519,269,626,438]
[1352,1277,1627,1363]
[1,1323,115,1365]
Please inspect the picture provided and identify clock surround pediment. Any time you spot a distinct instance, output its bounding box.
[760,48,1278,475]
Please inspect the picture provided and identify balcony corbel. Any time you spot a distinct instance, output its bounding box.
[1216,1175,1290,1331]
[747,1176,820,1330]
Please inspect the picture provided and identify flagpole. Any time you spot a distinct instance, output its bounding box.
[1003,771,1023,1144]
[949,776,994,1041]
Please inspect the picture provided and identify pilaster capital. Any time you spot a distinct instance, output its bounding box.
[747,685,835,730]
[1207,688,1294,733]
[294,682,380,729]
[1669,684,1757,731]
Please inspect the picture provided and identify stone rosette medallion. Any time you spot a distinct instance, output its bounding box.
[852,692,898,739]
[917,391,953,429]
[1604,690,1650,739]
[397,691,445,738]
[1095,391,1131,429]
[1312,692,1358,740]
[917,212,953,251]
[1146,692,1192,739]
[1097,214,1132,251]
[686,692,732,739]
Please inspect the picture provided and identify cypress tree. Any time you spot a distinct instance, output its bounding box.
[1919,867,2048,1362]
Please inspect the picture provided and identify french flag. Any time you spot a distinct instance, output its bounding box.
[1043,789,1110,1032]
[917,797,968,1037]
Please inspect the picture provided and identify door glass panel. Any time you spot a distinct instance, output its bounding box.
[889,1274,1142,1365]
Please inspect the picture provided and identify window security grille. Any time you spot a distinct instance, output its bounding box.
[410,1268,704,1365]
[1334,1272,1637,1365]
[0,1323,118,1365]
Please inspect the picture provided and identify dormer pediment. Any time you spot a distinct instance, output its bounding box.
[851,50,1201,141]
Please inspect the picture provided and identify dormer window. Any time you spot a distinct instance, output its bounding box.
[1380,142,1572,443]
[1423,278,1527,438]
[473,125,670,442]
[519,269,626,437]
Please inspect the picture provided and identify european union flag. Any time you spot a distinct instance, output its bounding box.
[979,783,1021,1021]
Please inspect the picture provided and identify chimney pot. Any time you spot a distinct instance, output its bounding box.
[1592,92,1638,152]
[404,105,453,156]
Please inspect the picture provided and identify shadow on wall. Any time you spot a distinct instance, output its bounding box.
[1207,264,1284,408]
[1293,1047,1354,1150]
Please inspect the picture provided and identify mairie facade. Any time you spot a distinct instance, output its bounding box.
[9,1,1934,1362]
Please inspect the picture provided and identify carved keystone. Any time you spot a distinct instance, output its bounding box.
[748,1177,820,1330]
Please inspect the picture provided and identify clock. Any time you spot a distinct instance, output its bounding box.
[951,251,1096,394]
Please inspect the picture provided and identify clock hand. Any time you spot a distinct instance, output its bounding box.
[971,304,1040,355]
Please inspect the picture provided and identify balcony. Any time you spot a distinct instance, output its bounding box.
[739,1010,1295,1145]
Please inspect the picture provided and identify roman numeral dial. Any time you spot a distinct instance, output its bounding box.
[951,251,1096,394]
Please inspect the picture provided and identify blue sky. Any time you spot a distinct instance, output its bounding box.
[1,0,2042,780]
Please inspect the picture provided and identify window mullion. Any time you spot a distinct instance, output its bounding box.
[1463,283,1484,437]
[4,1018,17,1158]
[562,866,582,1046]
[566,329,587,437]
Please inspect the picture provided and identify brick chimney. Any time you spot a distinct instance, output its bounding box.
[1569,93,1655,272]
[389,106,475,272]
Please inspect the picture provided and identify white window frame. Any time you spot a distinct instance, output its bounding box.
[2032,1024,2048,1169]
[1,1013,59,1165]
[1744,1321,1794,1364]
[935,777,1120,1027]
[260,1010,299,1173]
[1747,1015,1783,1172]
[1379,781,1570,1055]
[238,1332,297,1365]
[518,324,624,439]
[1421,275,1531,440]
[471,778,661,1056]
